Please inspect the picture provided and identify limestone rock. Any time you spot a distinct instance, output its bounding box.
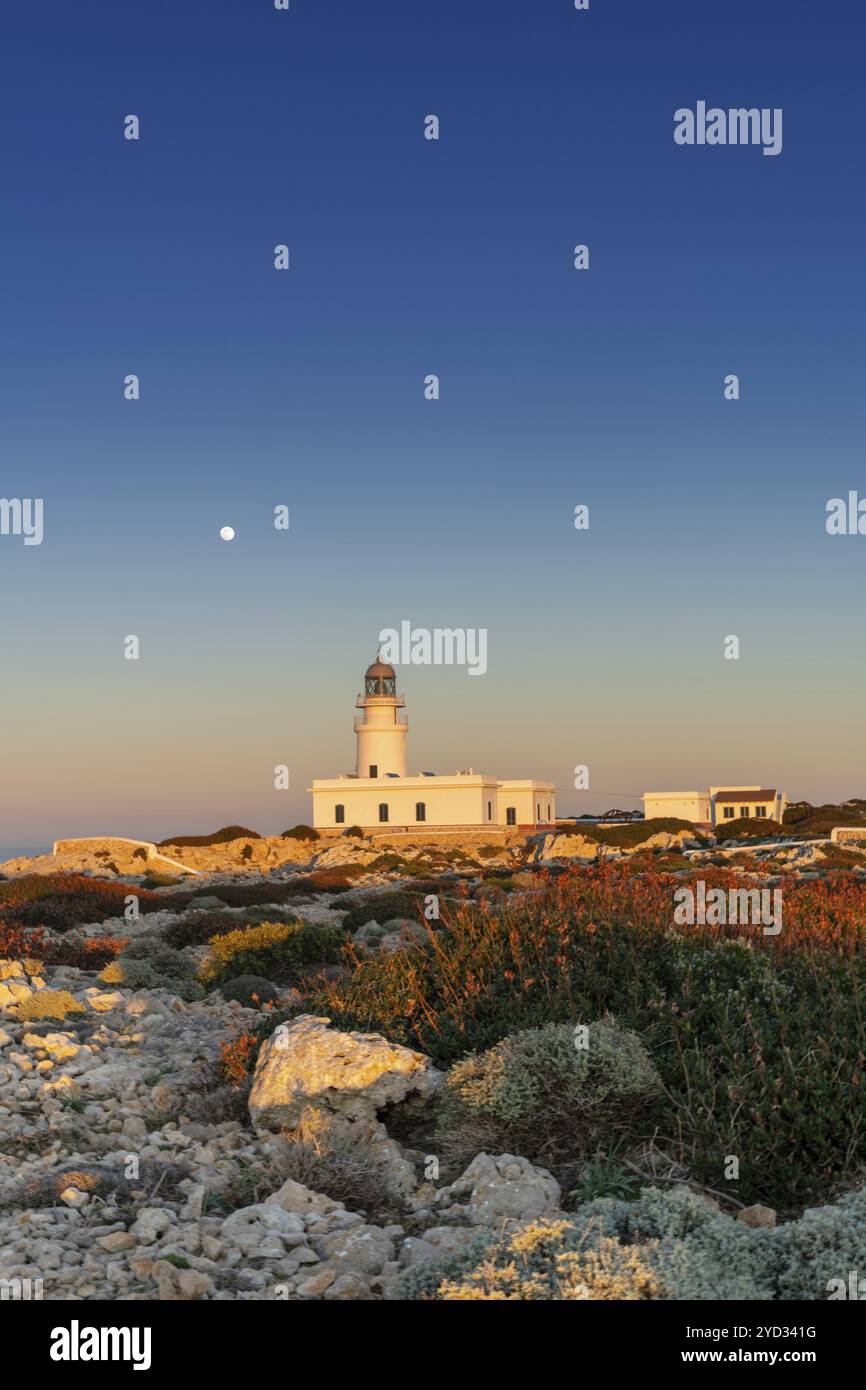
[248,1014,441,1131]
[98,1231,136,1253]
[737,1203,777,1229]
[130,1207,173,1245]
[220,1203,305,1253]
[436,1153,562,1226]
[317,1224,395,1276]
[530,834,600,864]
[265,1177,343,1217]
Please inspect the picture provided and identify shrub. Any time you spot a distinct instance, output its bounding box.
[784,801,866,839]
[572,818,695,849]
[18,989,85,1022]
[440,1223,665,1301]
[714,818,788,843]
[219,1031,258,1087]
[366,853,407,873]
[340,891,423,934]
[200,919,346,987]
[169,876,360,909]
[157,826,261,848]
[39,936,126,971]
[267,1119,406,1223]
[112,937,205,1001]
[0,874,163,932]
[436,1019,661,1186]
[305,864,866,1211]
[280,825,320,842]
[818,845,866,870]
[343,826,364,838]
[0,921,46,959]
[163,911,248,949]
[401,1183,866,1301]
[220,974,280,1008]
[307,867,365,890]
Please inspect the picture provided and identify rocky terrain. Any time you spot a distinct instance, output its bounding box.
[2,822,866,1301]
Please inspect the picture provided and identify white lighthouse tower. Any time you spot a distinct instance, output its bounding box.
[354,657,408,779]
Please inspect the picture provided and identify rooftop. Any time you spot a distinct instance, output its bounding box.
[713,789,777,803]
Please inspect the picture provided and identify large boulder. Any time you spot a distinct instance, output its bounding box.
[249,1016,442,1203]
[249,1015,442,1131]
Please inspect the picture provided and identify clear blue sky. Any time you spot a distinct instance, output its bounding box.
[2,0,864,842]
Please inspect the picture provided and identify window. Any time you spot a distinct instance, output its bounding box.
[369,764,378,778]
[487,800,492,820]
[334,804,345,824]
[755,806,767,818]
[547,803,551,822]
[536,803,541,821]
[506,807,516,826]
[415,802,426,822]
[723,806,734,819]
[740,806,748,819]
[378,803,389,823]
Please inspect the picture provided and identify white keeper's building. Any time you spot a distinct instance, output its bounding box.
[310,658,556,832]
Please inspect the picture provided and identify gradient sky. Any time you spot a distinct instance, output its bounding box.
[2,0,864,844]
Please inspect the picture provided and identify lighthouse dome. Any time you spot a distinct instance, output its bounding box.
[365,660,395,680]
[364,658,397,696]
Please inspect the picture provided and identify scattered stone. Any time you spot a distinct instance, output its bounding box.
[737,1204,777,1229]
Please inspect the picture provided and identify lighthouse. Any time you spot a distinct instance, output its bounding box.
[353,658,408,779]
[310,649,555,830]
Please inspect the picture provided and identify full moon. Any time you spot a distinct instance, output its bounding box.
[219,526,235,541]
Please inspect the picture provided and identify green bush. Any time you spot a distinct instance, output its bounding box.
[114,937,205,1001]
[398,1183,866,1301]
[0,873,163,932]
[784,801,866,839]
[220,974,280,1008]
[436,1020,661,1186]
[200,919,346,987]
[570,818,695,849]
[163,911,248,948]
[18,989,85,1022]
[714,818,788,842]
[157,826,261,848]
[280,825,320,842]
[307,867,366,890]
[366,853,407,872]
[340,891,423,934]
[304,866,866,1211]
[818,845,866,870]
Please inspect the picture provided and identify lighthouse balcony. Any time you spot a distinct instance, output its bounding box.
[355,694,405,709]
